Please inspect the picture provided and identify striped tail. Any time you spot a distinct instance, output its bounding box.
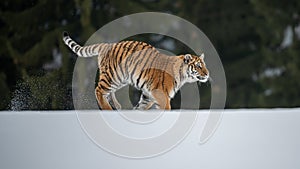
[62,31,101,57]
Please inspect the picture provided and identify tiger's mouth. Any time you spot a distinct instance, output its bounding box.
[197,76,208,82]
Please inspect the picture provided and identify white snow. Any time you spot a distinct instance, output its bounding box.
[43,48,62,70]
[0,109,299,169]
[280,25,293,49]
[261,67,285,78]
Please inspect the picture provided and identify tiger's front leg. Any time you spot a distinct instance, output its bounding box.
[151,89,171,110]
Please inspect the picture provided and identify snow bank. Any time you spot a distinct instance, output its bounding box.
[0,108,299,169]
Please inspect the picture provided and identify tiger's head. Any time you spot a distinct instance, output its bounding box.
[183,53,209,83]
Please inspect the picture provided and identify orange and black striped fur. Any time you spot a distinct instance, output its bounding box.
[63,32,209,110]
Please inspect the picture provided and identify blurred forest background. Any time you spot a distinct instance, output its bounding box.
[0,0,300,110]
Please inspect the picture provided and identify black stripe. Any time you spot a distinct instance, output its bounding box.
[89,45,94,55]
[118,41,133,64]
[173,81,177,94]
[107,55,120,85]
[99,78,110,85]
[129,45,148,83]
[178,61,184,82]
[106,64,117,85]
[142,52,157,80]
[154,74,160,89]
[85,46,89,56]
[105,70,116,86]
[83,47,89,57]
[85,46,90,56]
[70,42,76,48]
[87,46,92,56]
[123,42,140,78]
[118,41,133,79]
[115,42,128,79]
[113,43,122,57]
[140,53,157,88]
[111,43,123,83]
[79,48,83,56]
[162,56,170,88]
[100,45,108,56]
[99,83,110,91]
[74,46,80,52]
[66,38,72,44]
[92,44,98,55]
[126,41,143,68]
[136,49,153,87]
[126,41,140,58]
[115,42,127,63]
[140,81,147,89]
[92,44,98,51]
[148,72,155,89]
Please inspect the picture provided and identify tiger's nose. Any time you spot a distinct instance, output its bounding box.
[204,71,209,77]
[202,71,209,77]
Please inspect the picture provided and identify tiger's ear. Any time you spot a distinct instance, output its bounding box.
[184,54,192,64]
[199,53,204,59]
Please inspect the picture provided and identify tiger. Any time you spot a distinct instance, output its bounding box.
[62,31,209,110]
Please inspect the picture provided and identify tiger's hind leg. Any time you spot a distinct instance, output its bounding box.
[107,92,121,110]
[134,94,158,110]
[95,86,114,110]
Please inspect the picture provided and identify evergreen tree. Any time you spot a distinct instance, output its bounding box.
[0,0,299,109]
[250,0,300,107]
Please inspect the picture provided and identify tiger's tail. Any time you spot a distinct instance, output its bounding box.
[62,31,105,57]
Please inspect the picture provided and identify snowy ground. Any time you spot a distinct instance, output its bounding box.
[0,108,300,169]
